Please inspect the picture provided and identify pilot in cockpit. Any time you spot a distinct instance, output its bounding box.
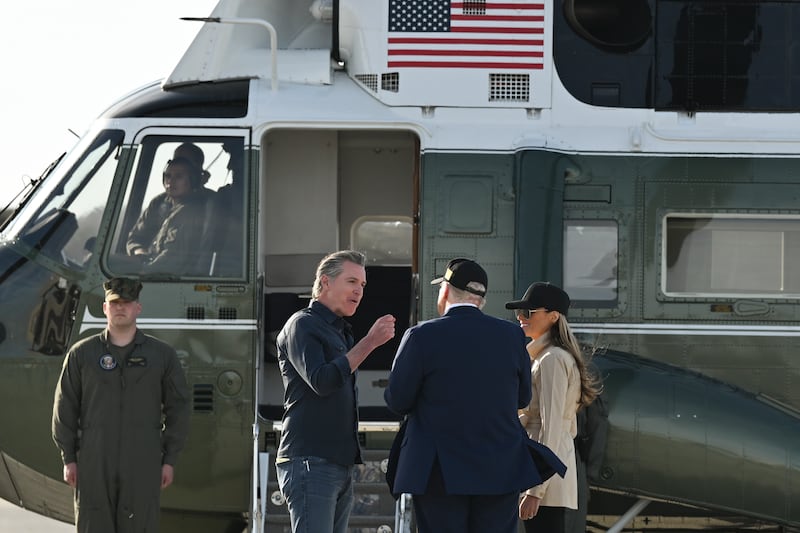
[125,155,208,273]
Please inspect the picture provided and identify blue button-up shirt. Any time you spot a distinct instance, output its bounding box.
[275,300,362,465]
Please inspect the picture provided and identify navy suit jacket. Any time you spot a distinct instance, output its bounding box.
[384,305,566,495]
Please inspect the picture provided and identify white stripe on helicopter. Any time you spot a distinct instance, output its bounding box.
[80,307,257,333]
[572,323,800,337]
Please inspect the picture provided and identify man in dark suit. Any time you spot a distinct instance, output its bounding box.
[384,258,566,533]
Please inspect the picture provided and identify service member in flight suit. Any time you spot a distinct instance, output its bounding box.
[52,277,190,533]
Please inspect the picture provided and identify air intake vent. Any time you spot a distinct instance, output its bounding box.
[463,0,486,15]
[193,384,214,413]
[381,73,399,92]
[355,74,379,93]
[186,306,205,320]
[219,307,237,320]
[489,73,530,102]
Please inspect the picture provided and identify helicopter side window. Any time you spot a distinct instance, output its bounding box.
[563,220,619,306]
[664,215,800,297]
[12,130,124,271]
[107,136,246,278]
[348,215,414,370]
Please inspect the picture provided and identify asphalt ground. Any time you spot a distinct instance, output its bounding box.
[0,498,73,531]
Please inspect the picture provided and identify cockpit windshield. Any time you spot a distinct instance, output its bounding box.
[2,130,124,271]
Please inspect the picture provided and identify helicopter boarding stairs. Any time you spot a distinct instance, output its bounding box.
[249,421,414,533]
[248,424,655,533]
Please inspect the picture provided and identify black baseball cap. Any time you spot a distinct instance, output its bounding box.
[430,258,488,296]
[505,282,570,316]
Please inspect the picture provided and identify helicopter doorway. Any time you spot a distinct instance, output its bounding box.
[257,128,419,423]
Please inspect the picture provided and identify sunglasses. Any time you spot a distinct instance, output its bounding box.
[514,308,548,319]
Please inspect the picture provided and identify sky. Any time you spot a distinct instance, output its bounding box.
[0,1,219,209]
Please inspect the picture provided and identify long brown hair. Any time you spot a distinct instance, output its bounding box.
[548,314,602,408]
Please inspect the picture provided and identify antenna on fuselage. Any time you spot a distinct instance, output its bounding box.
[181,16,279,91]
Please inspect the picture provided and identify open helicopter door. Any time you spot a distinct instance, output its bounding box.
[256,127,419,423]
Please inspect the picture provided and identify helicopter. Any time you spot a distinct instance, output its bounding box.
[0,0,799,531]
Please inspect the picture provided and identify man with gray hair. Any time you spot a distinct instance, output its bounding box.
[275,250,396,533]
[385,258,566,533]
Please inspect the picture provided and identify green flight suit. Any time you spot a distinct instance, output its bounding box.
[52,329,190,533]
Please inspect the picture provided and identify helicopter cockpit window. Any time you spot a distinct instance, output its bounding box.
[664,214,800,297]
[563,220,618,305]
[107,136,246,278]
[8,130,124,271]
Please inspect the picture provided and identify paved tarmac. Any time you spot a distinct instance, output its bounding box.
[0,498,73,531]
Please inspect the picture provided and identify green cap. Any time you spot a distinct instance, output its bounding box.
[103,278,143,302]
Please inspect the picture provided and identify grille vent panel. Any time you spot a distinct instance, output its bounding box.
[219,307,238,320]
[463,1,487,15]
[193,384,214,413]
[381,73,399,92]
[355,74,379,93]
[489,73,530,102]
[186,306,205,320]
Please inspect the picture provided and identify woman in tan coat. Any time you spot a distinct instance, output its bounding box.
[506,282,600,532]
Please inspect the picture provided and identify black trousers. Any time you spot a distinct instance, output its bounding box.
[413,459,519,533]
[522,505,566,533]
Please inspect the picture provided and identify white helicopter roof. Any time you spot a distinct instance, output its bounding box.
[164,0,554,109]
[164,0,334,88]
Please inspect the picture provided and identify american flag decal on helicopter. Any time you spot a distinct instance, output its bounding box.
[387,0,545,69]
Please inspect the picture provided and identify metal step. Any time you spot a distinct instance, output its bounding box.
[259,448,412,532]
[264,513,397,530]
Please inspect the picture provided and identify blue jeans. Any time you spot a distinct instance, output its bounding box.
[276,456,354,533]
